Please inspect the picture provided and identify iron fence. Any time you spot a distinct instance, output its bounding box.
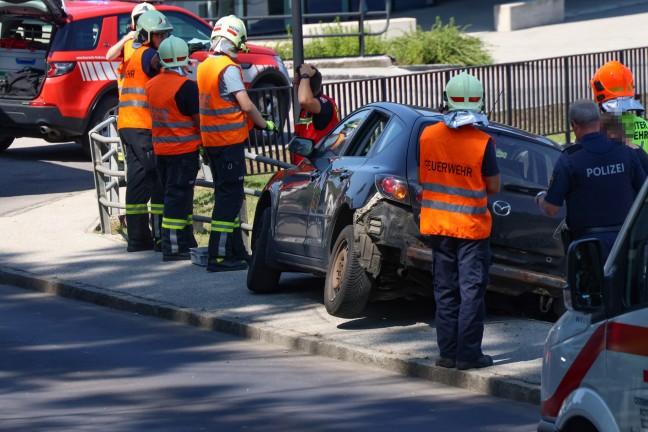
[246,46,648,175]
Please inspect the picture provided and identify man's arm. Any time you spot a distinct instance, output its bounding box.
[235,90,267,129]
[485,175,501,195]
[536,192,562,216]
[297,64,321,113]
[106,31,135,61]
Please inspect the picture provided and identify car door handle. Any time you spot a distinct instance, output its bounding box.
[310,170,321,180]
[339,169,351,179]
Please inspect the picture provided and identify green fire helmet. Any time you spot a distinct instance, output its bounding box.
[136,10,173,44]
[445,72,484,112]
[158,35,190,68]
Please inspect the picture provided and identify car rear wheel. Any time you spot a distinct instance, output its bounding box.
[324,225,373,318]
[81,94,119,160]
[247,207,281,293]
[0,136,15,152]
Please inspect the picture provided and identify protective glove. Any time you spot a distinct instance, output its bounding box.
[265,120,278,132]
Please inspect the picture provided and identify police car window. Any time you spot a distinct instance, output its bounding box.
[317,110,370,157]
[625,194,648,308]
[164,12,212,52]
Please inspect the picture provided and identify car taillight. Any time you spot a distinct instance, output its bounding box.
[376,174,410,204]
[415,187,423,204]
[47,62,75,77]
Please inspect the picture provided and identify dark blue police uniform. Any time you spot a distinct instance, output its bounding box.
[544,131,646,258]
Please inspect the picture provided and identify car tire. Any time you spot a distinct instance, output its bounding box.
[247,207,281,293]
[81,94,119,160]
[0,136,15,152]
[324,225,373,318]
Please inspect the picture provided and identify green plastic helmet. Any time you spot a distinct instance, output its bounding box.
[445,72,484,112]
[131,2,156,29]
[210,15,248,53]
[158,35,189,68]
[136,10,173,44]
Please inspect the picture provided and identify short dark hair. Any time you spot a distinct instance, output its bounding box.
[309,69,322,95]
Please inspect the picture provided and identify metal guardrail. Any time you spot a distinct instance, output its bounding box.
[88,115,295,237]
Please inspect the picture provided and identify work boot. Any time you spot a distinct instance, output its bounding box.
[153,239,162,253]
[162,252,191,262]
[127,242,153,252]
[435,357,456,368]
[456,355,494,371]
[206,258,248,273]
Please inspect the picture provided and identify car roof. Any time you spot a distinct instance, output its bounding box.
[364,101,562,151]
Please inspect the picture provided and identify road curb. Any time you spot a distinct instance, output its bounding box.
[0,266,540,405]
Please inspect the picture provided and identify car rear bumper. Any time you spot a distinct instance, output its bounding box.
[406,244,566,297]
[0,100,83,138]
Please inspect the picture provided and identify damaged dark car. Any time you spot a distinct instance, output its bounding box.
[247,102,567,318]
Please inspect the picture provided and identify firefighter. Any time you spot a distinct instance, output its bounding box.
[144,36,200,261]
[106,2,156,85]
[590,60,648,173]
[197,15,277,272]
[117,10,172,252]
[418,72,501,370]
[292,63,339,165]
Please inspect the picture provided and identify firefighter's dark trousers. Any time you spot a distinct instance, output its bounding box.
[429,235,490,363]
[120,128,164,249]
[205,143,246,260]
[156,151,200,255]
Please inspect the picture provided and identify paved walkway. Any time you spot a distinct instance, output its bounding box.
[4,0,648,407]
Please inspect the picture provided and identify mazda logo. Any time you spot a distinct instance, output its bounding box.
[492,200,511,216]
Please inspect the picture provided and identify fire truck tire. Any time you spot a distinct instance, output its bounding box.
[324,225,373,318]
[81,94,119,160]
[0,136,15,152]
[247,207,281,293]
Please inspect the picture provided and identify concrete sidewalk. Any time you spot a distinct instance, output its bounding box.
[0,189,550,405]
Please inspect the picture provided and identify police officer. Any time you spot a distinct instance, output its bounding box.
[117,10,171,252]
[419,72,501,371]
[145,36,200,261]
[536,99,646,260]
[590,60,648,173]
[292,63,339,165]
[197,15,277,272]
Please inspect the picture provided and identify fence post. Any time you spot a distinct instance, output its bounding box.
[359,0,366,57]
[563,56,571,144]
[506,64,513,126]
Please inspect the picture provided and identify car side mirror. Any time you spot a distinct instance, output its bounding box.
[566,239,605,312]
[288,136,314,158]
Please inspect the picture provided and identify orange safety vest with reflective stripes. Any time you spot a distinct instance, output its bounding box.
[196,55,248,147]
[145,71,201,156]
[117,45,152,130]
[116,38,136,95]
[418,122,492,240]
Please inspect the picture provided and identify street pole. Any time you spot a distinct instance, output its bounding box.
[292,0,304,126]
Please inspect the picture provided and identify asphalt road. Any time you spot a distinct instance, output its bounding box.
[0,138,93,216]
[0,283,540,432]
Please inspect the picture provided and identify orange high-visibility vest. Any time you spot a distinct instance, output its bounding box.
[117,45,152,130]
[197,55,248,147]
[145,71,201,156]
[418,122,492,240]
[116,38,136,95]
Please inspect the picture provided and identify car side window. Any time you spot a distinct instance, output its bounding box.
[344,111,401,157]
[625,194,648,308]
[491,135,558,188]
[56,17,101,51]
[317,110,370,157]
[118,14,131,40]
